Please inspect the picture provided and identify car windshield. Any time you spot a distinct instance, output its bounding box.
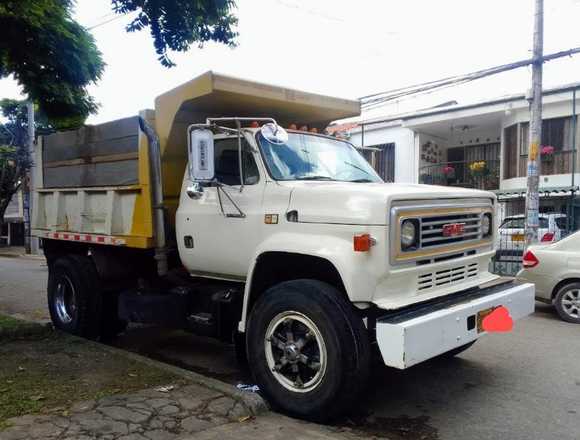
[257,132,382,182]
[501,217,549,229]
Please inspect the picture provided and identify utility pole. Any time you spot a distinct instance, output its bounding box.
[24,101,35,254]
[525,0,544,247]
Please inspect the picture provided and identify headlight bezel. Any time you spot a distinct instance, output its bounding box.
[400,218,419,251]
[482,213,492,237]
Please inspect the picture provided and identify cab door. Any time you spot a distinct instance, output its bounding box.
[176,133,266,279]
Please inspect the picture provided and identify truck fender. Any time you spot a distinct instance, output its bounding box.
[238,232,376,333]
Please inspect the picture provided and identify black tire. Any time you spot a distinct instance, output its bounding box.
[246,279,371,422]
[47,255,102,339]
[434,341,476,361]
[553,282,580,324]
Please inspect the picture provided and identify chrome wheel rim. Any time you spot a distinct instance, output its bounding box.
[264,311,327,393]
[561,289,580,318]
[54,276,77,324]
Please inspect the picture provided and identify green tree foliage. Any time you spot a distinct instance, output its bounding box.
[0,0,238,128]
[113,0,238,67]
[0,0,105,129]
[0,99,52,228]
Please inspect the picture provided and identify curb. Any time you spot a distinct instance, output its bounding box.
[0,252,46,261]
[92,340,270,417]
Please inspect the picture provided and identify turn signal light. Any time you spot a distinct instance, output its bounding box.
[522,250,539,268]
[354,234,373,252]
[541,232,555,242]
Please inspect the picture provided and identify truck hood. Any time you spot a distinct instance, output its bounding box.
[283,181,494,225]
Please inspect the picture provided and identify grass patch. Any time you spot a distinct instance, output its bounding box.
[0,332,185,427]
[0,313,50,340]
[0,314,26,331]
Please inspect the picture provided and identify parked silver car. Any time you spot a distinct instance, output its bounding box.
[517,230,580,323]
[496,213,568,262]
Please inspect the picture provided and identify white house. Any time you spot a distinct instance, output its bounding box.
[335,83,580,225]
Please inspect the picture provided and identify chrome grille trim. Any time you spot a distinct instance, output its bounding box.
[390,198,494,265]
[420,213,483,248]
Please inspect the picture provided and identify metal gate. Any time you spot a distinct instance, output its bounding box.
[491,188,579,276]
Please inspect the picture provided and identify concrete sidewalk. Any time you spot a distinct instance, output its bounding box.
[0,382,356,440]
[0,385,353,440]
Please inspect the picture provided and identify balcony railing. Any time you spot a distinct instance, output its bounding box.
[419,160,500,190]
[518,150,575,177]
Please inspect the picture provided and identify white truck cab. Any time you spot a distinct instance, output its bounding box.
[33,72,535,422]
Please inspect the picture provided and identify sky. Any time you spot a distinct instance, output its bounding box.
[1,0,580,124]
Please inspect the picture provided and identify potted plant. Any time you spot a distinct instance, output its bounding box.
[541,145,555,163]
[468,160,487,177]
[442,165,455,183]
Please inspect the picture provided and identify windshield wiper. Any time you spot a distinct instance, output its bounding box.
[295,175,336,181]
[349,178,374,183]
[343,161,372,176]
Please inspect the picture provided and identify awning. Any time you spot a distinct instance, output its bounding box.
[494,185,579,199]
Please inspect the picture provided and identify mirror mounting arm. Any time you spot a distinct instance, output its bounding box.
[236,119,245,193]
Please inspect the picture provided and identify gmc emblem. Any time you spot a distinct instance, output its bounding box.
[442,223,465,237]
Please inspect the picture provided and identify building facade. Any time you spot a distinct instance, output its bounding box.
[340,83,580,221]
[0,189,25,246]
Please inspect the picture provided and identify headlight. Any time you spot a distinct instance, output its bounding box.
[401,219,418,249]
[482,213,492,237]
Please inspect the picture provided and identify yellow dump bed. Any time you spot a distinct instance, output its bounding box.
[33,71,360,249]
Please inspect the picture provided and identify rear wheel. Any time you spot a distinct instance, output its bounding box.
[246,279,370,422]
[48,255,102,339]
[554,282,580,324]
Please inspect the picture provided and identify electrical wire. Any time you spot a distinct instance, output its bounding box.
[87,12,130,30]
[361,46,580,109]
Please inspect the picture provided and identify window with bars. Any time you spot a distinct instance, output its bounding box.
[360,143,395,182]
[519,116,576,155]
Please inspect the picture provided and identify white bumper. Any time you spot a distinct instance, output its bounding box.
[376,281,535,369]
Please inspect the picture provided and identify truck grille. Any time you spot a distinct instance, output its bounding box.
[418,263,478,291]
[420,213,482,248]
[390,199,494,265]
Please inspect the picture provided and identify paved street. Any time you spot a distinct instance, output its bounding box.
[1,255,579,440]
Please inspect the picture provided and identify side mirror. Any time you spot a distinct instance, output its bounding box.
[188,128,215,182]
[187,129,215,198]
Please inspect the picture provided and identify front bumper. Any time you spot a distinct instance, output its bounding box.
[376,279,535,369]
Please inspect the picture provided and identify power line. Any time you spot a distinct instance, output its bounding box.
[360,46,580,109]
[87,12,130,30]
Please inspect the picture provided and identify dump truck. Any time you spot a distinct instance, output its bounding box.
[33,71,535,421]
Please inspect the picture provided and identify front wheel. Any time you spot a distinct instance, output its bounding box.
[554,282,580,323]
[246,280,370,422]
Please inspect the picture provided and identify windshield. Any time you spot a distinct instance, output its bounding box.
[257,132,382,182]
[500,217,549,229]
